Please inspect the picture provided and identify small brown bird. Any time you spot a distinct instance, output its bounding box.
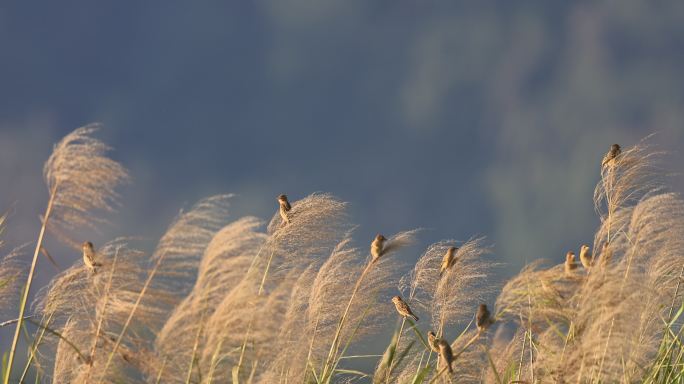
[476,304,493,332]
[564,251,577,275]
[436,339,454,374]
[427,331,439,353]
[391,296,418,321]
[371,234,387,262]
[277,194,292,225]
[602,144,622,168]
[439,246,458,276]
[82,241,101,274]
[579,244,593,270]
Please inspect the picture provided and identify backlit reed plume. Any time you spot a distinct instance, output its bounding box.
[33,239,155,383]
[0,247,26,319]
[197,194,352,383]
[593,138,662,248]
[154,217,266,383]
[319,229,418,383]
[563,192,684,382]
[5,124,129,383]
[404,237,494,335]
[150,194,233,302]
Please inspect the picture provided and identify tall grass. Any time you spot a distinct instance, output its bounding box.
[1,127,683,383]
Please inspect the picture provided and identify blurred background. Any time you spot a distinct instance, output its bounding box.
[1,0,684,354]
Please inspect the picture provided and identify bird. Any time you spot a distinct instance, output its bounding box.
[371,234,387,262]
[440,246,458,276]
[427,331,440,353]
[579,244,593,270]
[82,241,102,274]
[602,144,622,168]
[391,296,419,321]
[436,339,454,374]
[476,304,493,332]
[564,251,577,275]
[277,194,292,225]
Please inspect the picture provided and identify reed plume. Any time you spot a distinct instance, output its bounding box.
[5,124,129,383]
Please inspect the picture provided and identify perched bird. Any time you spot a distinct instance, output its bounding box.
[579,244,593,270]
[277,194,292,225]
[427,331,440,353]
[476,304,493,332]
[391,296,419,321]
[440,246,458,276]
[599,242,613,268]
[602,144,622,168]
[371,234,387,262]
[436,339,454,374]
[564,251,577,275]
[82,241,101,274]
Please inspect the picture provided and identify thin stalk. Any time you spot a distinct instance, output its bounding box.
[185,309,206,384]
[23,318,89,364]
[303,314,321,383]
[18,312,55,383]
[155,357,168,384]
[4,185,57,384]
[0,316,32,328]
[386,318,407,384]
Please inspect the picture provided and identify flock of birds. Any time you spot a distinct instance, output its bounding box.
[75,144,624,377]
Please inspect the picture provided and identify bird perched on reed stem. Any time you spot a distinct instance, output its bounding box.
[391,296,418,321]
[277,194,291,225]
[564,251,577,275]
[436,339,454,374]
[82,241,101,274]
[579,244,593,270]
[440,246,458,276]
[371,234,386,262]
[476,304,493,332]
[427,331,439,353]
[602,144,621,168]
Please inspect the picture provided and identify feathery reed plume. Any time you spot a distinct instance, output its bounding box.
[254,267,317,383]
[559,144,681,383]
[43,124,130,232]
[0,214,26,317]
[0,247,26,318]
[594,139,662,247]
[264,193,351,272]
[227,194,352,381]
[151,194,233,299]
[33,239,155,383]
[5,124,129,383]
[497,260,578,326]
[404,237,494,334]
[154,217,266,383]
[320,229,417,382]
[482,328,528,384]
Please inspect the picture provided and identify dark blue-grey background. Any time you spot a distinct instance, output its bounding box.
[1,0,684,355]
